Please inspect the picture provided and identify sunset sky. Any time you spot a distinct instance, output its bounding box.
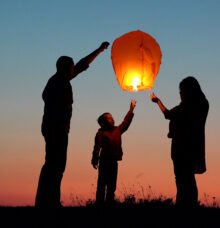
[0,0,220,206]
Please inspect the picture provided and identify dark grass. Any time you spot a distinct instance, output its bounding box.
[1,198,220,228]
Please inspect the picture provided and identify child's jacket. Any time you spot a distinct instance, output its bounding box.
[92,110,134,163]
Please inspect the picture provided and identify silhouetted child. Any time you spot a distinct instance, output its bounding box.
[92,100,136,206]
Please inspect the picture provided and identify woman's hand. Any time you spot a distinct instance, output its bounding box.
[149,92,159,103]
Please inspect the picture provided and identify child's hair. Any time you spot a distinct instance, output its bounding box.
[97,112,110,126]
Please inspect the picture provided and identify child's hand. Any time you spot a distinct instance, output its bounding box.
[91,159,98,169]
[149,92,159,103]
[130,99,136,111]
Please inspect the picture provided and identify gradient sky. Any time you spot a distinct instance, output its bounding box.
[0,0,220,206]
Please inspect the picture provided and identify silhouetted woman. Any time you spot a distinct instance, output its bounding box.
[150,76,209,207]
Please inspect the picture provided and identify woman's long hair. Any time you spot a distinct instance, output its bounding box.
[179,76,206,105]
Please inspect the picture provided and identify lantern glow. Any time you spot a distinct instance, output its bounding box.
[111,30,162,92]
[130,75,141,91]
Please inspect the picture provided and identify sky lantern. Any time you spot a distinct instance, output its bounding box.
[111,30,162,92]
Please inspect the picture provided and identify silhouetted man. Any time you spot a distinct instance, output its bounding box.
[35,42,109,208]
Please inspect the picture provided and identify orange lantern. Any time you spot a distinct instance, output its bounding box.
[111,30,162,91]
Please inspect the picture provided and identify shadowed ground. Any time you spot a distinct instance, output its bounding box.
[1,205,220,228]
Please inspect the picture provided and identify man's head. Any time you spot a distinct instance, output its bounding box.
[56,56,74,79]
[97,113,115,128]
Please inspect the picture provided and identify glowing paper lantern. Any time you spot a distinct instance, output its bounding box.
[111,30,162,91]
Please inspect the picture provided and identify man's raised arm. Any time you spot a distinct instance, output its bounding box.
[72,42,109,79]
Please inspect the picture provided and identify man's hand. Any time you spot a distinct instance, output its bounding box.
[99,42,110,51]
[149,93,159,103]
[130,99,136,111]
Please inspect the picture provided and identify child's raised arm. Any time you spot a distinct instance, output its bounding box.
[130,99,136,112]
[118,100,136,134]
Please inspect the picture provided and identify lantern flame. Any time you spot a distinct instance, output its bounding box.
[131,76,141,91]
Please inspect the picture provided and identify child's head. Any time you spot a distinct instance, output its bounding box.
[97,113,115,128]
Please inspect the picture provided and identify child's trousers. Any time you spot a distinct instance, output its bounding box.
[96,159,118,205]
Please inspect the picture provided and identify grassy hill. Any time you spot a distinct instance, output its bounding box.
[1,200,220,228]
